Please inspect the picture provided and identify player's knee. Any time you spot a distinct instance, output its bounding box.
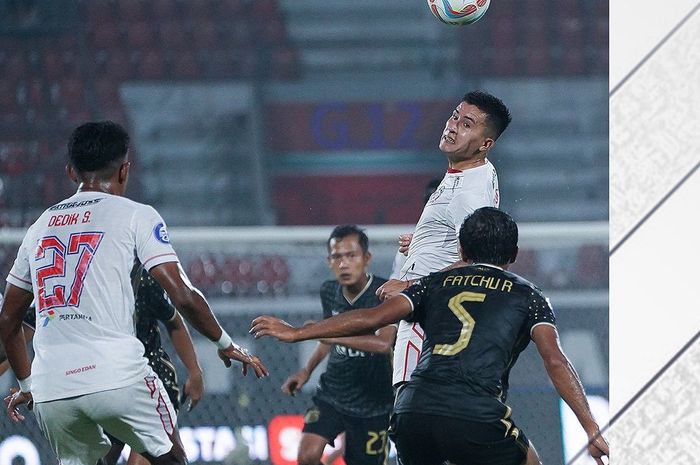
[147,447,186,465]
[297,449,323,465]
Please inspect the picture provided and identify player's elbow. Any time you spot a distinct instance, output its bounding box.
[542,354,570,375]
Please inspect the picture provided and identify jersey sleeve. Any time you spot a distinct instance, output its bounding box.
[133,205,179,271]
[6,228,35,292]
[446,188,491,236]
[138,270,176,322]
[400,276,431,323]
[528,291,556,335]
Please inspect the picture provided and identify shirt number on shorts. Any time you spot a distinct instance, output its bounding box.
[433,291,485,356]
[36,232,104,311]
[365,430,388,455]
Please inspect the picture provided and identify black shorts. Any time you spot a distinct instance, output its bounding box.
[302,398,390,465]
[391,412,529,465]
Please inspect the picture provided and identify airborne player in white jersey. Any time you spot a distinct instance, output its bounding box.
[377,91,511,387]
[0,121,268,465]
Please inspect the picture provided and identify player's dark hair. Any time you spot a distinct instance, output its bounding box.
[68,121,130,174]
[327,225,370,254]
[463,91,512,139]
[459,207,518,265]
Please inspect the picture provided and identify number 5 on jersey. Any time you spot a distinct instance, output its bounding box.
[36,232,104,312]
[433,291,486,356]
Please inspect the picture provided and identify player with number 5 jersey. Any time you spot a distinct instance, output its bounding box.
[0,121,268,465]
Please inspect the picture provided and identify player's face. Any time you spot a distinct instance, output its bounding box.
[439,102,491,159]
[328,235,370,287]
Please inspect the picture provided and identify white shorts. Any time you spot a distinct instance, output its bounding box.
[33,373,177,465]
[392,320,425,386]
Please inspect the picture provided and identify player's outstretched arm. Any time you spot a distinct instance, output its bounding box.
[149,262,268,378]
[0,285,35,421]
[165,313,204,411]
[532,325,609,464]
[319,325,397,354]
[251,296,412,343]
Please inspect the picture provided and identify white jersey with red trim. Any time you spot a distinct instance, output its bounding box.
[6,191,179,402]
[393,161,499,385]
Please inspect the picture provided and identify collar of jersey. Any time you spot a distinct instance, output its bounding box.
[472,263,504,271]
[342,274,374,305]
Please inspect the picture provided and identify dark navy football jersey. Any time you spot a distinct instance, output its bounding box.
[314,275,394,418]
[132,267,180,400]
[394,264,556,423]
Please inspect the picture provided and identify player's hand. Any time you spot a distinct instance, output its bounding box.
[4,387,33,422]
[281,368,310,396]
[398,234,413,256]
[587,432,609,465]
[183,370,204,411]
[218,344,269,378]
[376,279,410,301]
[250,316,300,343]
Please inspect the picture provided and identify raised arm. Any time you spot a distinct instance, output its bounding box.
[251,296,412,343]
[164,312,204,410]
[532,324,609,464]
[149,261,268,378]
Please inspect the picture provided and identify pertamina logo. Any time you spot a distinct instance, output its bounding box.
[41,309,57,327]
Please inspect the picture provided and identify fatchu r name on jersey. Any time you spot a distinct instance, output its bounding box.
[442,274,513,293]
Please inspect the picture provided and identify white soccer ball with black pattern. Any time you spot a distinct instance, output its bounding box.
[427,0,491,26]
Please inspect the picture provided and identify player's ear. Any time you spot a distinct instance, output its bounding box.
[364,251,372,265]
[66,163,78,184]
[480,137,494,153]
[118,160,130,185]
[509,246,519,264]
[458,245,468,262]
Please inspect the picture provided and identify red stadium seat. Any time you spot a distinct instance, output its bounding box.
[127,22,155,49]
[83,0,118,25]
[170,51,200,79]
[158,20,189,50]
[91,22,122,50]
[119,0,149,22]
[192,20,219,49]
[136,50,167,79]
[152,0,178,20]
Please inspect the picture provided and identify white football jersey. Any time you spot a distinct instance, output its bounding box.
[393,160,499,385]
[6,191,179,402]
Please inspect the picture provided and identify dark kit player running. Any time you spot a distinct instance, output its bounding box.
[252,208,608,465]
[280,225,396,465]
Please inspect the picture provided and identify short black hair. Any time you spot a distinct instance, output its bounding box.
[459,207,518,265]
[463,91,512,140]
[68,121,130,174]
[327,225,369,254]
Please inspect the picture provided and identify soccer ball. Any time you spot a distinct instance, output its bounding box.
[427,0,491,26]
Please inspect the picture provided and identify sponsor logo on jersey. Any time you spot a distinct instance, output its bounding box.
[49,198,102,211]
[153,223,170,244]
[40,309,57,327]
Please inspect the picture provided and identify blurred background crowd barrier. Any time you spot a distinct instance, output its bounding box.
[0,0,608,464]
